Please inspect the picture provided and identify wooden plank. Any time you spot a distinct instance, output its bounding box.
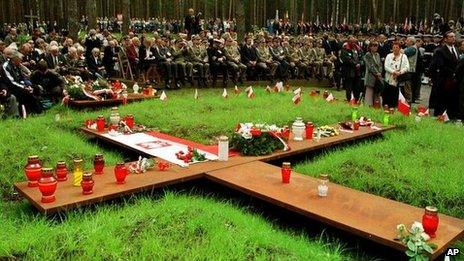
[204,161,464,260]
[67,93,156,109]
[259,125,395,162]
[14,156,259,214]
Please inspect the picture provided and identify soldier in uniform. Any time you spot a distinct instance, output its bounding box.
[171,39,194,87]
[281,39,298,78]
[269,37,290,81]
[224,37,246,84]
[188,35,209,87]
[300,39,315,78]
[256,39,277,79]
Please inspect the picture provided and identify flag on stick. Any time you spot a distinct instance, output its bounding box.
[222,88,228,98]
[160,91,167,101]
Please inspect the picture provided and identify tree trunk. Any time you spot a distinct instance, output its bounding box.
[371,0,378,23]
[122,0,130,34]
[346,0,350,23]
[235,0,245,40]
[393,0,397,22]
[86,0,97,31]
[67,0,79,40]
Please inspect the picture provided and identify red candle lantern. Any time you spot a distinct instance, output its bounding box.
[93,154,105,175]
[24,155,42,187]
[38,168,57,203]
[281,162,292,184]
[305,122,314,140]
[422,206,439,238]
[125,114,134,129]
[373,99,381,109]
[55,161,68,182]
[353,120,360,130]
[96,115,106,132]
[250,127,262,137]
[281,126,290,141]
[81,172,95,195]
[114,162,128,184]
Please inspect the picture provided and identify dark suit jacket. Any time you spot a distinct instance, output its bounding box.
[103,46,118,69]
[240,45,259,64]
[86,56,104,73]
[43,53,67,70]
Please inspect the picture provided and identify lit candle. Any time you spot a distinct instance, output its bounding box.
[318,174,329,197]
[218,136,229,161]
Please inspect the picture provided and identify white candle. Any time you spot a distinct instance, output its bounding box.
[218,136,229,161]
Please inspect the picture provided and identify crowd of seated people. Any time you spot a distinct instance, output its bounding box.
[0,12,461,119]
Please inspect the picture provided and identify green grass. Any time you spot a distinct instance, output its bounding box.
[1,85,463,259]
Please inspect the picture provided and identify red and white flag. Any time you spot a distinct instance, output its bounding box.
[274,82,283,92]
[21,104,27,119]
[326,93,334,102]
[194,89,198,99]
[234,85,240,94]
[265,85,272,93]
[222,88,228,98]
[441,110,450,122]
[292,92,301,105]
[160,91,167,101]
[245,86,255,98]
[350,92,357,105]
[397,90,410,116]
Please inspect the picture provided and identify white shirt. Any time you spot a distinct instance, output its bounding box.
[384,53,410,86]
[447,45,458,60]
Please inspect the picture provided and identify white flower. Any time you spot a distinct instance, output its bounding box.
[411,221,424,233]
[420,232,430,241]
[241,130,252,139]
[268,124,279,132]
[255,123,264,129]
[397,224,406,231]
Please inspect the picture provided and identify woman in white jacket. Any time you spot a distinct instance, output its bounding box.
[383,42,409,108]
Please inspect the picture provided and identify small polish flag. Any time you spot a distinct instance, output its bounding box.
[265,85,272,93]
[222,88,228,98]
[292,92,301,104]
[194,89,198,99]
[21,104,27,119]
[274,82,283,92]
[245,86,255,98]
[160,91,167,101]
[234,85,240,94]
[350,92,357,105]
[326,93,334,102]
[293,87,302,95]
[397,90,410,116]
[441,110,450,122]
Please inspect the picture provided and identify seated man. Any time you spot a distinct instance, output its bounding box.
[103,40,120,77]
[207,38,228,87]
[153,39,175,88]
[188,35,209,87]
[256,39,277,80]
[43,45,67,74]
[86,48,106,79]
[240,36,262,80]
[30,61,65,102]
[1,51,42,115]
[171,39,193,87]
[0,82,19,118]
[224,38,247,84]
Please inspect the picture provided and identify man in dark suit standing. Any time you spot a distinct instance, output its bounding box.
[184,8,201,37]
[103,40,119,77]
[429,31,459,117]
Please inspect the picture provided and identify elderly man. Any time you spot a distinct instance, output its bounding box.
[86,48,106,79]
[4,28,18,46]
[188,35,209,87]
[31,61,65,102]
[84,29,102,60]
[1,51,42,115]
[224,38,246,84]
[43,45,67,73]
[0,82,19,118]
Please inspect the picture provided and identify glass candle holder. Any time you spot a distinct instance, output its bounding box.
[382,114,390,127]
[38,167,57,203]
[55,161,68,182]
[422,206,439,238]
[305,122,314,140]
[114,162,128,184]
[109,107,120,125]
[281,162,291,183]
[72,158,84,187]
[93,154,105,175]
[318,174,329,197]
[218,136,229,161]
[25,155,42,187]
[81,172,95,195]
[96,115,106,132]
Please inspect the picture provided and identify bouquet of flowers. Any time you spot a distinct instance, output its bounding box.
[396,222,437,260]
[230,123,290,156]
[63,77,127,101]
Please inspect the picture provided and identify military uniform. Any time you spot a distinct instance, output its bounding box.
[256,45,277,77]
[224,45,246,83]
[171,44,193,86]
[188,43,209,87]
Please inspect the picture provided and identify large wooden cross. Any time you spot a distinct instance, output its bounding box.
[25,9,39,26]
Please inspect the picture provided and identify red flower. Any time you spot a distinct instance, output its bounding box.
[250,128,262,137]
